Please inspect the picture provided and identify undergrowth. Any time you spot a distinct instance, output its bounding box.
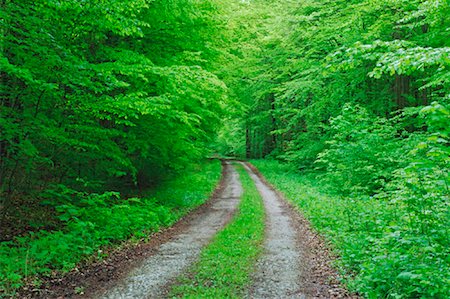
[251,160,449,299]
[0,160,221,297]
[170,163,265,298]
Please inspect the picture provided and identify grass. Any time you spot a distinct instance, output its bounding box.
[0,160,221,297]
[170,163,265,298]
[251,159,450,299]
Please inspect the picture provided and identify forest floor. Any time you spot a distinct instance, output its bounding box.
[19,162,357,298]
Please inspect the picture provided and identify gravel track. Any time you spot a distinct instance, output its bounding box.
[242,162,305,298]
[18,161,356,299]
[97,162,242,299]
[244,162,358,299]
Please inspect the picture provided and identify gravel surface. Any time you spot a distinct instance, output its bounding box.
[242,162,305,298]
[246,162,359,299]
[96,162,242,299]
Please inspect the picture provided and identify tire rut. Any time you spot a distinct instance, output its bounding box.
[242,162,305,299]
[97,162,242,299]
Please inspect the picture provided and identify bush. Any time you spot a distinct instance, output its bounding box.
[316,104,404,196]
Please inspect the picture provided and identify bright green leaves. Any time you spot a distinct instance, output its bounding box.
[316,104,402,195]
[1,0,228,197]
[221,0,449,162]
[329,40,450,85]
[218,1,449,298]
[369,46,450,78]
[45,0,151,39]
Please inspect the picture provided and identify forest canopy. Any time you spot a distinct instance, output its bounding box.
[1,0,227,196]
[1,0,449,298]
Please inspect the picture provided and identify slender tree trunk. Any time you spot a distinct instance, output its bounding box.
[245,126,251,159]
[269,94,277,154]
[394,75,410,110]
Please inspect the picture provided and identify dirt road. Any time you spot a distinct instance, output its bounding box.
[95,161,354,298]
[242,162,304,298]
[23,161,354,298]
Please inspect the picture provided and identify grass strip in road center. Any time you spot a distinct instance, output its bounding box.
[170,163,265,298]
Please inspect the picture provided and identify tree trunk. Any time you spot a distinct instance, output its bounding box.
[245,127,251,159]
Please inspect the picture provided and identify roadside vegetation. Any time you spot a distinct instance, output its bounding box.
[170,164,265,298]
[0,160,221,296]
[1,1,227,238]
[252,160,449,298]
[2,0,449,298]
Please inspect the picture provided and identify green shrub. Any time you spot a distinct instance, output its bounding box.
[315,104,404,196]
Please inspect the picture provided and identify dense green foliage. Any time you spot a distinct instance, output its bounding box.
[2,0,449,297]
[171,164,265,298]
[1,0,226,222]
[217,1,449,297]
[0,160,221,296]
[252,160,449,298]
[222,0,449,163]
[1,0,227,292]
[226,1,445,155]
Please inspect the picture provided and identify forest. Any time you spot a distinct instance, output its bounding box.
[1,0,449,298]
